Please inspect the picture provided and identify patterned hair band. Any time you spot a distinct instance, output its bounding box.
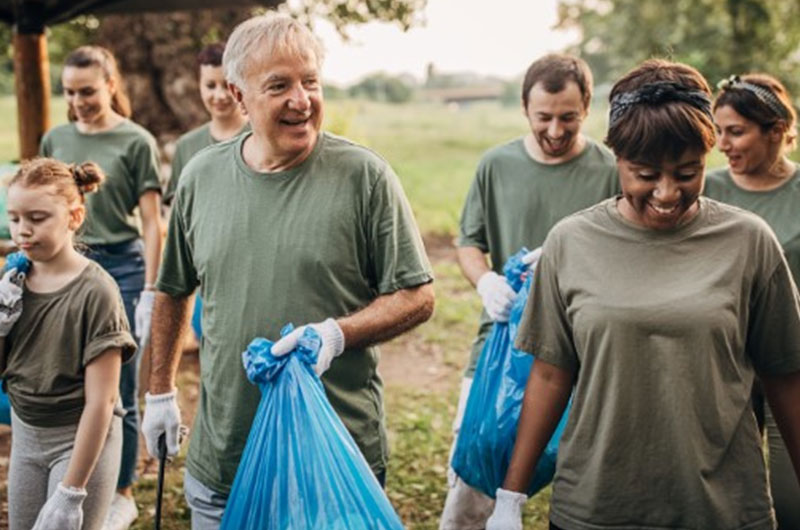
[609,81,712,128]
[717,75,791,120]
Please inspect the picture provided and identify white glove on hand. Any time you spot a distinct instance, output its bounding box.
[0,268,25,337]
[271,318,345,376]
[31,483,86,530]
[135,290,155,345]
[521,247,543,269]
[141,390,182,458]
[485,488,527,530]
[477,271,516,322]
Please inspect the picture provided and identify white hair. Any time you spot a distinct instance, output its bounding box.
[223,13,325,88]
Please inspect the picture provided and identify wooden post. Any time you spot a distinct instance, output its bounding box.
[13,4,50,161]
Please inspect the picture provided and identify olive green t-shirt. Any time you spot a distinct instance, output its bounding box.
[165,121,250,204]
[458,137,619,376]
[158,131,433,494]
[40,120,162,245]
[705,165,800,288]
[1,261,136,427]
[517,197,800,530]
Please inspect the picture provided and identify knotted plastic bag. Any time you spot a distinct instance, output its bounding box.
[451,248,570,498]
[0,252,30,425]
[220,325,405,530]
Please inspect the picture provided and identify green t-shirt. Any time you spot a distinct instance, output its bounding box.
[1,261,136,427]
[158,131,433,493]
[165,122,250,204]
[40,120,162,246]
[517,197,800,530]
[458,137,619,376]
[705,165,800,288]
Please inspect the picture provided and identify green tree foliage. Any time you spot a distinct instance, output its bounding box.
[556,0,800,94]
[349,72,415,103]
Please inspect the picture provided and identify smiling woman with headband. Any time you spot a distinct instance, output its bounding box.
[706,72,800,530]
[485,59,800,530]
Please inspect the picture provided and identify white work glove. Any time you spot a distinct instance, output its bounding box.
[0,268,25,337]
[141,390,182,458]
[31,483,86,530]
[486,488,527,530]
[477,271,516,322]
[522,247,543,269]
[135,290,155,345]
[271,318,345,376]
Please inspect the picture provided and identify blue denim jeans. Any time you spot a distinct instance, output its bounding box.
[86,239,145,490]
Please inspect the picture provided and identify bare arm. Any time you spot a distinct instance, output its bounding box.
[138,190,163,286]
[457,246,491,288]
[762,370,800,482]
[149,291,192,394]
[61,349,122,489]
[338,283,434,350]
[503,358,574,492]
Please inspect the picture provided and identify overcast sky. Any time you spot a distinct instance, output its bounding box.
[309,0,578,85]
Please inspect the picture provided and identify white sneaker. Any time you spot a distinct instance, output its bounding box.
[103,493,139,530]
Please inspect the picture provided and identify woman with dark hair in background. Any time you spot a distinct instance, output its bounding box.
[707,73,800,530]
[40,45,163,530]
[486,59,800,530]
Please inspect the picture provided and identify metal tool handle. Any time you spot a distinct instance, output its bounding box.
[155,432,167,530]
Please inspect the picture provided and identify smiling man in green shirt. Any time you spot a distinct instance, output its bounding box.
[441,54,619,530]
[140,14,434,528]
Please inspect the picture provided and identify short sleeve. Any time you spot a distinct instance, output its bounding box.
[746,257,800,375]
[165,148,186,205]
[131,134,163,198]
[367,165,433,295]
[83,282,137,366]
[515,249,579,373]
[156,190,200,296]
[458,165,488,251]
[39,132,52,157]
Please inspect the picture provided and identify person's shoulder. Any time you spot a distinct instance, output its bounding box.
[114,120,159,150]
[703,197,773,237]
[76,261,124,300]
[318,132,392,175]
[175,123,211,150]
[578,137,617,167]
[42,123,75,142]
[705,166,731,184]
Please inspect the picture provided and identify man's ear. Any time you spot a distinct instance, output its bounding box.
[229,83,248,116]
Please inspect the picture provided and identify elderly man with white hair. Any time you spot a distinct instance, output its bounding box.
[140,13,434,528]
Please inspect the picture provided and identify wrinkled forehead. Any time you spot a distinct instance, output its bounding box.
[241,45,321,84]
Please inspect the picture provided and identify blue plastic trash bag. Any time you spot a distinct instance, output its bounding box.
[220,325,405,530]
[451,247,571,498]
[0,252,30,425]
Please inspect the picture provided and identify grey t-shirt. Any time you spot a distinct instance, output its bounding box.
[458,137,619,376]
[517,197,800,530]
[2,261,136,427]
[705,165,800,288]
[158,131,433,493]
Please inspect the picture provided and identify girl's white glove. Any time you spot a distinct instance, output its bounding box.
[31,483,87,530]
[485,488,527,530]
[477,271,516,322]
[0,268,25,337]
[271,318,345,375]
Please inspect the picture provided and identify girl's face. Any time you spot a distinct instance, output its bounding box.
[714,105,783,176]
[7,184,84,263]
[63,65,115,125]
[617,150,706,231]
[199,65,238,121]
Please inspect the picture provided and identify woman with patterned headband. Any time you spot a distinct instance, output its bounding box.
[706,73,800,530]
[485,59,800,530]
